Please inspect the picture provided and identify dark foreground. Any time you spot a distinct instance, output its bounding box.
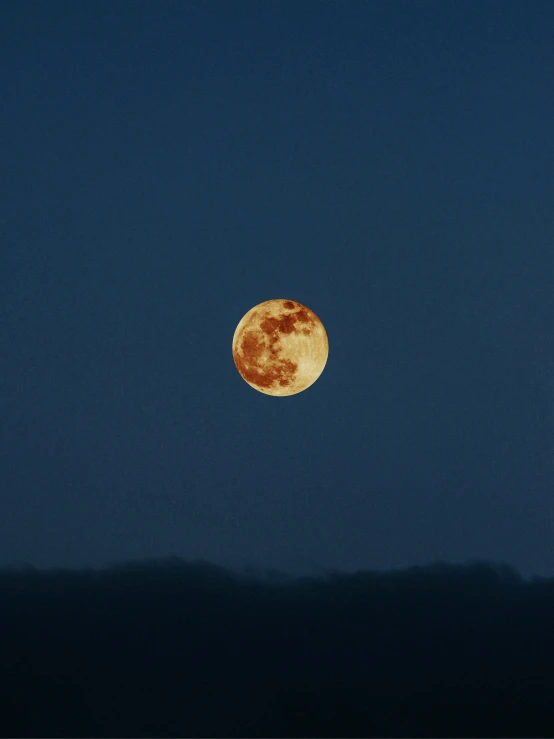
[1,558,553,737]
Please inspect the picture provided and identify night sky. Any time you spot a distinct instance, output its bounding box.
[1,0,553,578]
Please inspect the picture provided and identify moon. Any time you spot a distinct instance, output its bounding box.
[232,299,329,396]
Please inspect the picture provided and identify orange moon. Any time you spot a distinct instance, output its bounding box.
[232,299,329,396]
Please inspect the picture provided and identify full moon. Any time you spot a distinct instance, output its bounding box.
[232,299,329,396]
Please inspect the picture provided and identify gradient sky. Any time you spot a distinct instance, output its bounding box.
[1,0,553,577]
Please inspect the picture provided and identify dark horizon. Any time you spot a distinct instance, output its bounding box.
[5,549,553,583]
[2,555,554,737]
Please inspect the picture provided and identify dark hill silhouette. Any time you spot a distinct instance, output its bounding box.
[1,557,553,737]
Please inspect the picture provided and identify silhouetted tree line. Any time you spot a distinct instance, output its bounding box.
[1,557,553,737]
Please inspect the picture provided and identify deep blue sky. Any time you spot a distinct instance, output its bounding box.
[1,0,553,576]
